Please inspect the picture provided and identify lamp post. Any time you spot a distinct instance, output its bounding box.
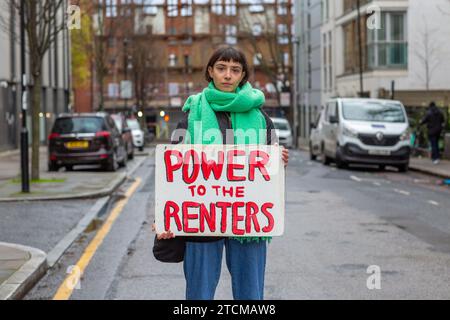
[20,0,30,193]
[356,0,364,97]
[123,37,128,112]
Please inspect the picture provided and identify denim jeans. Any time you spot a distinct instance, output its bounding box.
[183,239,267,300]
[429,134,440,161]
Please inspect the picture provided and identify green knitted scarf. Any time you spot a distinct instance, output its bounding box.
[182,82,272,244]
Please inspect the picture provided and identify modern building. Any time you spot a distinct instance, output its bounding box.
[81,0,294,137]
[0,1,71,151]
[329,0,450,106]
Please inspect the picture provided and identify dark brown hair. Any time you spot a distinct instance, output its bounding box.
[204,47,250,87]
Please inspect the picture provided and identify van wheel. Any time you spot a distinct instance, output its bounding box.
[397,163,409,173]
[379,165,386,171]
[321,153,331,166]
[310,143,317,161]
[65,165,73,171]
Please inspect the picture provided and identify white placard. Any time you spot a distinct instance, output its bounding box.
[155,144,285,237]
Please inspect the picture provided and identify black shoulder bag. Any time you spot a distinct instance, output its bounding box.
[152,235,186,263]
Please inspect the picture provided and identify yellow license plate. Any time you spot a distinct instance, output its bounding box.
[66,141,89,149]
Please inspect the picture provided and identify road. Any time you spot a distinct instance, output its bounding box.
[24,148,450,300]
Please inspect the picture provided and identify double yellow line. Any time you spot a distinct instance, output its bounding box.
[53,178,142,300]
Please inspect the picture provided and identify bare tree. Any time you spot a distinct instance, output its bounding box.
[0,0,67,180]
[414,18,441,90]
[239,3,293,106]
[129,33,164,129]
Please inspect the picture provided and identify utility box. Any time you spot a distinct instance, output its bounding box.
[444,133,450,160]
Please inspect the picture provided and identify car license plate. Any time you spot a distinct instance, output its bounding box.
[66,141,89,149]
[368,149,391,156]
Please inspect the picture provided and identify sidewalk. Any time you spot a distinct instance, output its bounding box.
[409,157,450,179]
[0,146,150,202]
[0,242,46,300]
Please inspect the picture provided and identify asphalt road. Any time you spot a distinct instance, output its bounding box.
[24,148,450,300]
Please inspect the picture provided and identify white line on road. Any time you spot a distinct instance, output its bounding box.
[394,189,411,196]
[428,200,440,206]
[373,182,381,187]
[350,175,362,182]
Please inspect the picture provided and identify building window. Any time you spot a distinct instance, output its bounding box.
[277,0,288,15]
[140,0,157,15]
[225,25,237,44]
[168,0,178,17]
[108,83,119,98]
[169,53,177,67]
[249,1,264,13]
[168,82,180,96]
[211,0,223,15]
[278,24,289,44]
[105,0,118,17]
[252,23,262,36]
[181,0,193,16]
[254,53,262,66]
[367,12,408,68]
[225,0,237,16]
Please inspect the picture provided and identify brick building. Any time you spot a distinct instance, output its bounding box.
[74,0,294,135]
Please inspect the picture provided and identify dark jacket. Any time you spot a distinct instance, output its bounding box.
[420,106,445,136]
[171,108,278,243]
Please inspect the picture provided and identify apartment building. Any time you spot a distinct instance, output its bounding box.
[82,0,294,133]
[328,0,450,105]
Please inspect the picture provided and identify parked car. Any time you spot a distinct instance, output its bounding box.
[309,108,326,161]
[111,114,134,160]
[126,118,145,151]
[320,98,411,172]
[48,113,128,172]
[271,117,293,148]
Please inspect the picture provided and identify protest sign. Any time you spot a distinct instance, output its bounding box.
[155,144,285,237]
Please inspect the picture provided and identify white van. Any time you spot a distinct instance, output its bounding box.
[321,98,411,171]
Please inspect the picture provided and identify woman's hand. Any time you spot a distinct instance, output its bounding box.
[152,223,175,240]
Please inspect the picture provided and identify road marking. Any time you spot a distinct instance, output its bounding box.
[53,177,142,300]
[394,189,410,196]
[350,175,362,182]
[373,182,381,187]
[428,200,439,206]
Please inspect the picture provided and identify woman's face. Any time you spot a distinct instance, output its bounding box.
[208,60,246,92]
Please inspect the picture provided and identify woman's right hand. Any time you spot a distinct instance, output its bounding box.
[152,223,176,240]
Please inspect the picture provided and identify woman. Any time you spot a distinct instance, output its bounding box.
[155,47,289,300]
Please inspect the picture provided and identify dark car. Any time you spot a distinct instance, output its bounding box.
[48,113,128,172]
[111,114,134,160]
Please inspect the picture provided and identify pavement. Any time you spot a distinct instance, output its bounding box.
[0,145,152,300]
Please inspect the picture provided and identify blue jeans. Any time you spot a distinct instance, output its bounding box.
[183,239,267,300]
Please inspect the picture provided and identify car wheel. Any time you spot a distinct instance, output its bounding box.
[335,148,348,169]
[119,152,127,168]
[139,146,144,152]
[105,153,118,172]
[379,165,386,171]
[397,163,409,173]
[65,165,73,171]
[48,162,59,172]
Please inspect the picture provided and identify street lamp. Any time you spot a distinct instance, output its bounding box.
[20,0,30,193]
[123,37,129,112]
[356,0,365,97]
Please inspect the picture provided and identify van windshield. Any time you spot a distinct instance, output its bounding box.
[342,101,406,123]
